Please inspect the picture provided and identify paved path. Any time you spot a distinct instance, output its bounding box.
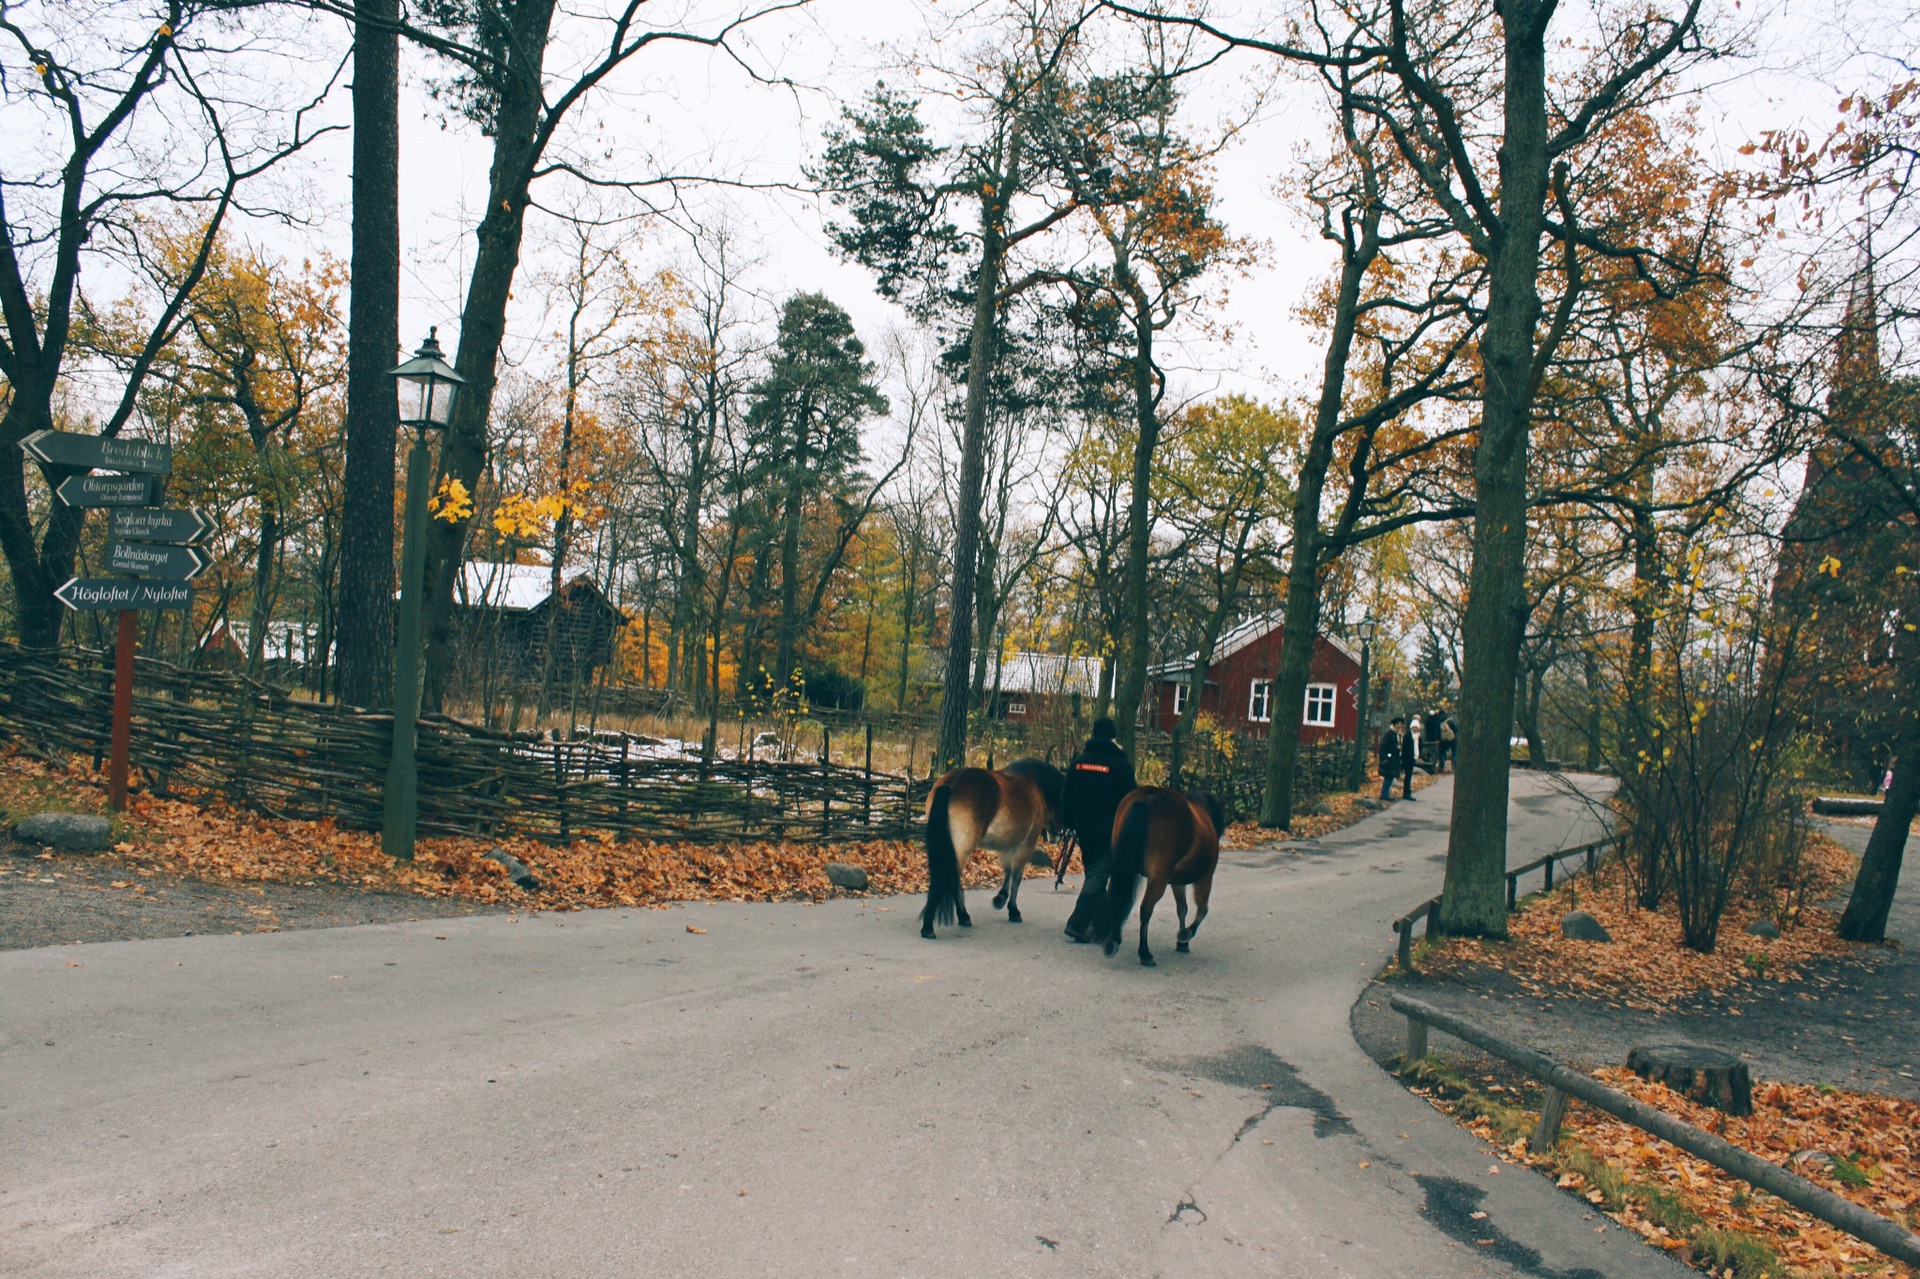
[1,773,1687,1278]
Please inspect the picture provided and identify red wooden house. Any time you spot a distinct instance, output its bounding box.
[1147,615,1364,742]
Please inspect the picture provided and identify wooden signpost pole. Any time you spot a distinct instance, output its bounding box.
[109,608,137,810]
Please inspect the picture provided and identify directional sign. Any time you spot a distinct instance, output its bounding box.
[53,474,158,507]
[105,539,210,580]
[110,507,216,544]
[20,429,171,475]
[55,578,191,611]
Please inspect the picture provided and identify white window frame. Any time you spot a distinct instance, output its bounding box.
[1303,683,1337,727]
[1247,679,1273,723]
[1172,682,1190,716]
[1006,701,1027,717]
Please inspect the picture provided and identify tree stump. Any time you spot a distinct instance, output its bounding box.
[1626,1045,1753,1116]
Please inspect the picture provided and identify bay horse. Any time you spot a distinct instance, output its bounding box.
[921,758,1065,939]
[1095,786,1224,966]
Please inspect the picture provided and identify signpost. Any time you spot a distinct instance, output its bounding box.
[24,428,209,811]
[20,429,172,474]
[54,474,158,507]
[104,540,211,580]
[108,507,215,543]
[53,579,195,610]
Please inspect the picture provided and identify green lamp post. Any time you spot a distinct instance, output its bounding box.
[1347,616,1379,793]
[383,329,465,861]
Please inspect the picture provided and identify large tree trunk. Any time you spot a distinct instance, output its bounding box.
[1259,206,1374,827]
[333,0,401,707]
[1110,291,1161,751]
[0,377,82,648]
[934,205,1006,771]
[418,0,558,712]
[1439,11,1554,939]
[1839,695,1918,942]
[247,501,280,679]
[773,433,806,687]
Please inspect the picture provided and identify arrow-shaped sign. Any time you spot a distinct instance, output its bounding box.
[105,539,210,580]
[20,429,171,475]
[55,578,192,611]
[53,474,159,507]
[109,507,216,544]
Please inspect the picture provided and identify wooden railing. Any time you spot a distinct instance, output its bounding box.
[1391,835,1620,971]
[1390,994,1920,1267]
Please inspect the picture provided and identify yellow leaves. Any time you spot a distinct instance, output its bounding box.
[429,477,473,524]
[1818,554,1842,577]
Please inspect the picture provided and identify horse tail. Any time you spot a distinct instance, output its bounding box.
[924,783,959,926]
[1098,799,1152,936]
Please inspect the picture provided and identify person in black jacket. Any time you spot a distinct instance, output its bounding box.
[1377,716,1405,801]
[1061,717,1137,943]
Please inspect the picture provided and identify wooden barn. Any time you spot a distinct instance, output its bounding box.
[452,562,627,685]
[1147,615,1364,742]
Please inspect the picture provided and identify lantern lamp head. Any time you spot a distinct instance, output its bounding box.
[389,327,467,432]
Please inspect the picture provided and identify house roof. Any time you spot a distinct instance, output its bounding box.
[457,562,626,619]
[1149,613,1362,680]
[460,562,557,611]
[991,651,1102,697]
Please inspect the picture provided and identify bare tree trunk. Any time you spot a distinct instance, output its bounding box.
[1110,291,1160,751]
[334,0,400,707]
[1839,692,1918,942]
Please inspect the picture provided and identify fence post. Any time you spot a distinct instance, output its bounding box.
[1507,871,1519,911]
[1425,898,1440,942]
[1397,920,1414,972]
[1404,1010,1429,1064]
[1586,843,1597,875]
[1544,857,1555,892]
[1531,1086,1570,1153]
[863,722,874,828]
[618,735,631,839]
[555,740,569,842]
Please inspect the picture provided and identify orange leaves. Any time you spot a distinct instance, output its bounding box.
[1420,836,1865,1011]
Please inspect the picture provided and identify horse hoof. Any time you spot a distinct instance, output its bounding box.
[957,916,972,928]
[1176,941,1190,953]
[1007,910,1022,923]
[921,927,936,939]
[1101,939,1119,958]
[991,892,1008,909]
[1140,954,1156,967]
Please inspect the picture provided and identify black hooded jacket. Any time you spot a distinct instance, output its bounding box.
[1062,736,1136,858]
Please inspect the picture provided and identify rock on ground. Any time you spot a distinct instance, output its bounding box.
[1560,909,1613,942]
[823,862,869,891]
[12,812,112,852]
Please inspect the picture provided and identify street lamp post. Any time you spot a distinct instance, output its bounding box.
[383,329,465,862]
[1347,617,1379,793]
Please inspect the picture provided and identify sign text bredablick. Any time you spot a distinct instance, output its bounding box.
[109,507,216,544]
[19,429,173,475]
[53,474,159,507]
[104,540,211,581]
[54,578,192,611]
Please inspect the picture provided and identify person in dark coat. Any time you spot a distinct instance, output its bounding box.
[1062,717,1137,942]
[1377,716,1405,801]
[1398,717,1420,799]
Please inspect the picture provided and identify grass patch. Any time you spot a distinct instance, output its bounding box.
[1689,1227,1784,1278]
[1637,1182,1704,1235]
[1552,1143,1630,1211]
[1826,1153,1871,1188]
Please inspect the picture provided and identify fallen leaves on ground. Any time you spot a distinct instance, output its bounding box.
[1222,769,1443,848]
[1433,1066,1919,1277]
[0,748,1038,911]
[1418,840,1870,1011]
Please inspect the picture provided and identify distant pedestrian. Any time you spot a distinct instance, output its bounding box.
[1437,710,1458,773]
[1409,714,1425,772]
[1399,718,1419,800]
[1886,766,1897,797]
[1378,716,1406,801]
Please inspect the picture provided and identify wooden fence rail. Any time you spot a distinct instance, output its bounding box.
[0,646,929,844]
[1390,994,1920,1267]
[1392,836,1621,971]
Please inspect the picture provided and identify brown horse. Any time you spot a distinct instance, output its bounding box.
[1095,786,1224,966]
[921,758,1065,939]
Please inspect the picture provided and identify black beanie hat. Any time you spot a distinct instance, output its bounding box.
[1092,716,1118,740]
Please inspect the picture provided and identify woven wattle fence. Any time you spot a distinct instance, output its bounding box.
[0,645,928,844]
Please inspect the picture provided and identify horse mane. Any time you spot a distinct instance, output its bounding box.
[1002,757,1065,809]
[1192,790,1228,837]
